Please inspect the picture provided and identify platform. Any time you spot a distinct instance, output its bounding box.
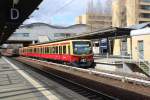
[94,56,147,77]
[0,57,88,100]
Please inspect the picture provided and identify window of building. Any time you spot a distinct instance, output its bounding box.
[140,13,150,18]
[23,33,30,37]
[142,0,150,2]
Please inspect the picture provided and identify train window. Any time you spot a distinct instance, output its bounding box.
[47,47,49,54]
[52,47,55,54]
[40,48,41,54]
[40,48,42,54]
[63,46,66,54]
[50,47,53,54]
[33,48,36,53]
[38,48,40,53]
[53,47,55,54]
[44,47,46,54]
[36,48,38,53]
[45,47,46,54]
[41,48,42,53]
[56,46,58,54]
[43,47,45,54]
[41,47,43,54]
[54,47,56,54]
[45,47,49,54]
[59,46,62,54]
[51,47,52,54]
[43,47,44,54]
[49,47,51,54]
[68,46,70,54]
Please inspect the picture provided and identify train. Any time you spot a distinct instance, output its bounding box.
[19,40,95,68]
[1,48,19,57]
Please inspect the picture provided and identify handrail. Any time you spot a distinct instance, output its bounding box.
[135,48,150,75]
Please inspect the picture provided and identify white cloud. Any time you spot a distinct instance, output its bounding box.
[24,0,112,26]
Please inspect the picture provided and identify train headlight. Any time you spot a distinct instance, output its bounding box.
[81,58,86,62]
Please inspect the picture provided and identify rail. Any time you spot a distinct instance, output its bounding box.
[20,57,150,87]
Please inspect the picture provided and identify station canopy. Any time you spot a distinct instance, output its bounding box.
[0,0,42,45]
[35,27,132,46]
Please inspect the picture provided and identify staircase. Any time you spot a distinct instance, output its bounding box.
[134,49,150,77]
[139,62,150,76]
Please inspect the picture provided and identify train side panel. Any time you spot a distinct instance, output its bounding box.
[19,40,94,68]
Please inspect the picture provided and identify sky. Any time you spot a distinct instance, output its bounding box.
[24,0,111,26]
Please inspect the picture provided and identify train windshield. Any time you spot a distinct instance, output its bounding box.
[73,41,92,55]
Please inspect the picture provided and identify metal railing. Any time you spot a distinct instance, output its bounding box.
[135,48,150,76]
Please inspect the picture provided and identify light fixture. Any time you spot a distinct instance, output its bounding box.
[13,0,19,5]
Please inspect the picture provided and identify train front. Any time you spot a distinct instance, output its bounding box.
[71,40,95,68]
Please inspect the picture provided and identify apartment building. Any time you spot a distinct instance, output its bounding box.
[127,0,150,26]
[112,0,150,57]
[75,13,112,31]
[112,0,150,27]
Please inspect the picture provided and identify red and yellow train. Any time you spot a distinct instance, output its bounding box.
[19,40,95,68]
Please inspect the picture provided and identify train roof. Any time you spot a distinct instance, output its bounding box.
[21,39,91,48]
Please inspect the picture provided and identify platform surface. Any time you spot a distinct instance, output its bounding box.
[0,57,88,100]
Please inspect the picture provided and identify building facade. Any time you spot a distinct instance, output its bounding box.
[75,13,112,31]
[112,0,150,57]
[8,23,93,43]
[113,23,150,58]
[126,0,150,26]
[112,0,150,27]
[131,28,150,61]
[112,0,127,27]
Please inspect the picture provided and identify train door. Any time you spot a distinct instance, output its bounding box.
[120,38,127,56]
[138,40,144,59]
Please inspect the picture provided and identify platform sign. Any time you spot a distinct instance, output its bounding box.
[10,8,19,20]
[7,8,20,22]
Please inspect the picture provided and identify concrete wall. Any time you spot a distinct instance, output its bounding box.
[127,38,131,55]
[113,38,131,56]
[126,0,139,26]
[113,39,121,56]
[112,0,126,27]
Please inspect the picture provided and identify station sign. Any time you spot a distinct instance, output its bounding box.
[10,8,19,20]
[7,8,20,23]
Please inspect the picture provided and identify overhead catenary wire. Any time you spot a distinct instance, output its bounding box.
[50,0,75,17]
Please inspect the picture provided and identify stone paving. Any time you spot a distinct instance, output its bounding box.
[0,58,88,100]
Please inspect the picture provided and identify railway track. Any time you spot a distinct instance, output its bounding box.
[10,57,117,100]
[11,57,150,100]
[21,57,150,87]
